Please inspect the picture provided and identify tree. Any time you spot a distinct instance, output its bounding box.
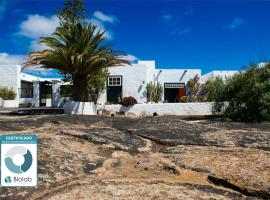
[23,23,129,102]
[88,69,108,103]
[57,0,87,27]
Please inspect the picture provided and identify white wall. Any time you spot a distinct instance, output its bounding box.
[97,102,213,116]
[97,61,201,104]
[201,70,238,83]
[0,65,21,100]
[151,68,201,101]
[98,63,149,104]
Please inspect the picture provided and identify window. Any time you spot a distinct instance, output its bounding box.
[60,85,73,97]
[20,81,33,98]
[108,76,121,86]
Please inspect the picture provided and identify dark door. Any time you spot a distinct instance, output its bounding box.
[107,76,122,103]
[39,81,52,107]
[164,83,185,103]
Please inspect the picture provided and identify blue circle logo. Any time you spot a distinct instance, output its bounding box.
[5,146,33,174]
[4,176,12,184]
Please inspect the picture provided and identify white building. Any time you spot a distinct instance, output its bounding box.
[200,70,239,83]
[99,61,201,104]
[0,61,238,108]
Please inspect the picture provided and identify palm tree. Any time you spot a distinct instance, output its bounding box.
[23,23,129,102]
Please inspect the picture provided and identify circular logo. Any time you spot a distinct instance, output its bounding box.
[5,146,33,174]
[5,176,12,184]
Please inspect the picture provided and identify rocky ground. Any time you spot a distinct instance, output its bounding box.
[0,114,269,200]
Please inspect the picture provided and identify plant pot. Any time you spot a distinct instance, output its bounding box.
[3,100,19,108]
[64,101,97,115]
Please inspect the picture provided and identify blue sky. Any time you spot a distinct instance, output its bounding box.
[0,0,270,77]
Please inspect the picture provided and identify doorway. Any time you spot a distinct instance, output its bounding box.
[39,81,52,107]
[107,76,122,103]
[164,83,185,103]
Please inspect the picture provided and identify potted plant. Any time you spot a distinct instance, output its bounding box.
[121,96,137,107]
[0,87,18,108]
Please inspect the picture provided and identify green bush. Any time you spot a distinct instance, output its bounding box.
[208,63,270,122]
[121,96,137,107]
[0,87,16,100]
[88,69,108,103]
[206,77,226,102]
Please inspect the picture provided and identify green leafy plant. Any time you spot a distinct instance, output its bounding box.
[0,87,16,100]
[146,82,163,103]
[208,63,270,122]
[88,69,108,103]
[205,77,226,102]
[121,96,137,107]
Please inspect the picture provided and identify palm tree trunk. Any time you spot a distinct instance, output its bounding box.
[72,75,89,102]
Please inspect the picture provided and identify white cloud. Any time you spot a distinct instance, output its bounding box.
[172,28,192,35]
[17,11,117,50]
[228,17,245,30]
[18,14,59,39]
[90,11,119,40]
[162,14,173,23]
[93,11,118,24]
[90,18,114,40]
[119,54,138,62]
[0,52,25,65]
[0,0,8,20]
[17,14,59,50]
[178,28,192,35]
[184,7,193,16]
[30,40,49,51]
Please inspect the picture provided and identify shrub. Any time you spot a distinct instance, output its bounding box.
[180,96,188,103]
[121,96,137,107]
[146,82,163,103]
[208,63,270,122]
[206,77,226,102]
[197,96,208,102]
[186,74,211,102]
[0,87,16,100]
